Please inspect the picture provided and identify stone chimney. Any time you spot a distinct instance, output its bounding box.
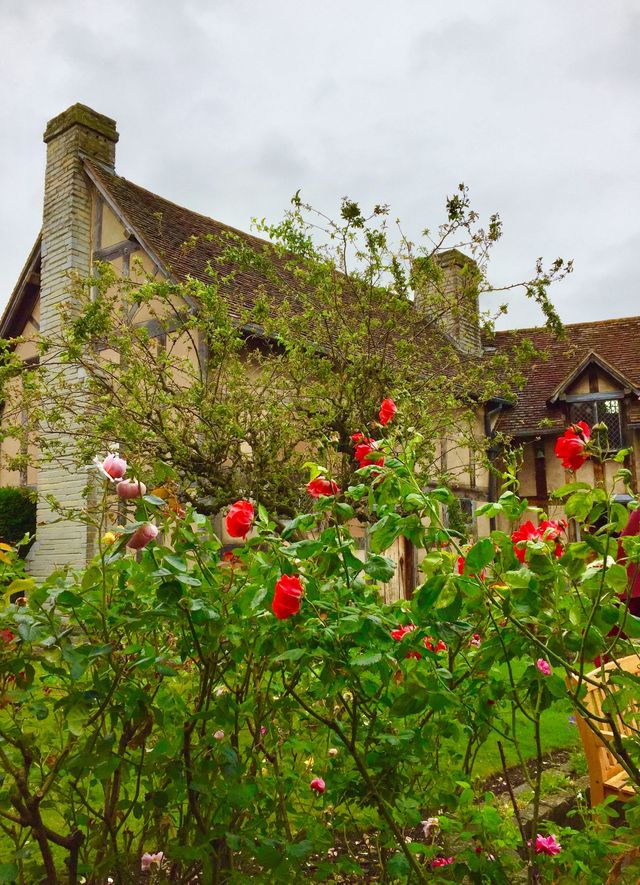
[412,248,482,356]
[30,105,118,577]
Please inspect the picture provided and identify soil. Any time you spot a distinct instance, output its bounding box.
[479,747,574,797]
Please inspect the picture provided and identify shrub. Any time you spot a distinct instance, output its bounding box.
[0,411,638,883]
[0,485,36,549]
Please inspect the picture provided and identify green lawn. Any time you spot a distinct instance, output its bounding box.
[471,701,581,782]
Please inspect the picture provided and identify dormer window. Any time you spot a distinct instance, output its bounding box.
[570,398,623,450]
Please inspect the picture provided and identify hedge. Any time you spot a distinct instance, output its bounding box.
[0,486,37,549]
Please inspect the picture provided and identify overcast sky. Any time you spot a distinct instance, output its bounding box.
[1,0,638,329]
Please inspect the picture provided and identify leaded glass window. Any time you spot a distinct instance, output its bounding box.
[570,399,623,450]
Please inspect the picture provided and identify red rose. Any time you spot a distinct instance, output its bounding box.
[390,624,416,642]
[379,398,397,426]
[456,555,486,581]
[554,421,591,472]
[511,519,566,563]
[0,629,15,645]
[272,574,303,619]
[225,500,254,539]
[306,477,339,498]
[424,636,447,653]
[310,777,326,794]
[354,436,384,469]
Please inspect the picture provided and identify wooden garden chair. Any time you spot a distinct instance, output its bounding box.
[571,653,640,806]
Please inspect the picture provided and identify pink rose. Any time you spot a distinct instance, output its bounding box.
[431,856,455,867]
[536,658,552,676]
[141,851,164,871]
[310,777,326,794]
[127,523,159,550]
[95,453,127,481]
[116,479,146,500]
[530,834,561,856]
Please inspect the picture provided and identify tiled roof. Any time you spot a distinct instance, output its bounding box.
[84,160,291,319]
[491,317,640,436]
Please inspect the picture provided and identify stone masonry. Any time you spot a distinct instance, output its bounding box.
[28,105,118,578]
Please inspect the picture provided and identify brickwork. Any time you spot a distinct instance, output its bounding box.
[28,106,118,577]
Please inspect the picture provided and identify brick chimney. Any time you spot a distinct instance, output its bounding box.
[30,105,118,577]
[413,249,482,357]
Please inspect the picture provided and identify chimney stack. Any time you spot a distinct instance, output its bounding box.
[412,248,482,356]
[31,105,118,576]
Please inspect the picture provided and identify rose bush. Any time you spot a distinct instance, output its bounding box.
[0,410,638,883]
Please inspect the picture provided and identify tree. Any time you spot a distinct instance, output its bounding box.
[0,185,571,518]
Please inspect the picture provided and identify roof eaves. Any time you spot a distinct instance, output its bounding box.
[548,350,640,403]
[82,159,171,276]
[0,234,42,339]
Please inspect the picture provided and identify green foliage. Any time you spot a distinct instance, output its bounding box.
[0,193,572,521]
[0,486,36,550]
[0,423,637,882]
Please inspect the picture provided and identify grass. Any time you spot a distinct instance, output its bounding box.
[471,701,581,781]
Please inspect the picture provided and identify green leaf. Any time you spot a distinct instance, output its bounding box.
[350,652,382,667]
[143,494,168,506]
[368,513,402,553]
[621,613,640,638]
[390,689,429,717]
[551,481,592,498]
[164,554,187,572]
[275,648,306,662]
[465,538,495,573]
[363,554,396,582]
[0,864,18,883]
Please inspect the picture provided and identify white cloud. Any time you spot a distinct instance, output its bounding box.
[1,0,638,329]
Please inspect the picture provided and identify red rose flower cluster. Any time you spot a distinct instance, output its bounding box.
[554,421,591,472]
[272,574,303,619]
[352,433,384,469]
[511,519,566,563]
[352,398,397,468]
[390,625,446,658]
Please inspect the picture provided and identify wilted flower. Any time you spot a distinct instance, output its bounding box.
[213,730,225,741]
[141,851,164,871]
[421,817,439,837]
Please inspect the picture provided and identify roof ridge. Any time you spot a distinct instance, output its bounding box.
[84,159,274,252]
[494,314,640,337]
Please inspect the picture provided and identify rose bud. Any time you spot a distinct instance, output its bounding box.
[126,523,159,550]
[310,777,326,794]
[116,479,147,500]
